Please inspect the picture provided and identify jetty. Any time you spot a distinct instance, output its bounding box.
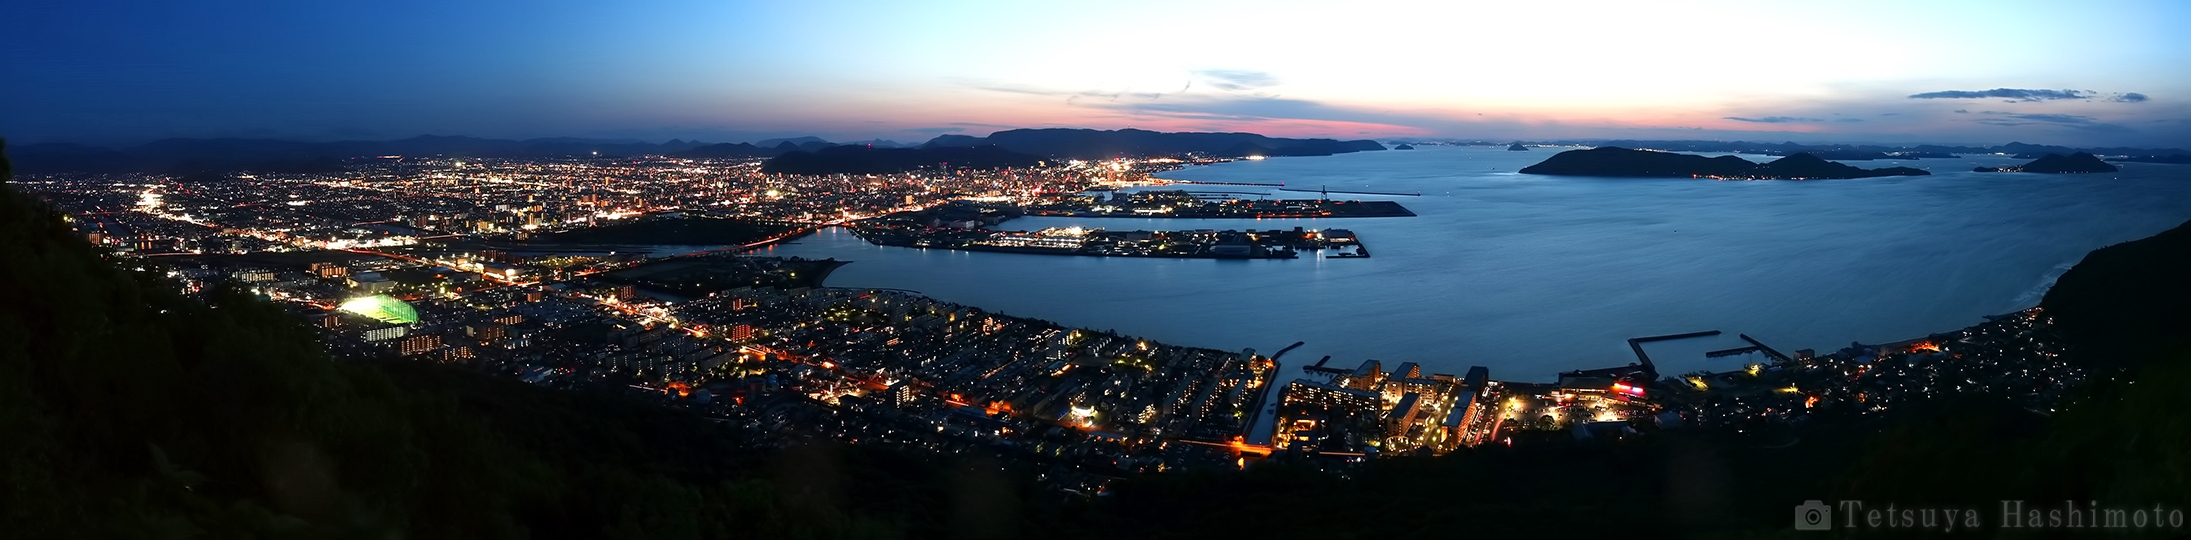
[1738,334,1793,362]
[1625,330,1723,373]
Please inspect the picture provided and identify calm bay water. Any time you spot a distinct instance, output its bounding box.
[749,146,2191,381]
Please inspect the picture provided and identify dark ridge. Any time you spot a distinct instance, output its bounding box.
[921,128,1385,160]
[1749,153,1930,179]
[2041,218,2191,370]
[760,144,1043,174]
[1519,148,1930,179]
[673,142,771,158]
[7,135,718,174]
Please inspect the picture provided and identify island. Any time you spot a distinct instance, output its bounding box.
[1518,147,1930,179]
[1974,152,2119,174]
[1507,143,1530,151]
[1024,190,1416,218]
[1394,143,1415,150]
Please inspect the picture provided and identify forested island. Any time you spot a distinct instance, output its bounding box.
[1519,147,1930,179]
[1975,152,2120,174]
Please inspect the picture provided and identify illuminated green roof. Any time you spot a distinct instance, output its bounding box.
[339,295,419,324]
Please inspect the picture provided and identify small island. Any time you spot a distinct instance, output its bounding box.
[1518,147,1930,180]
[1975,152,2119,174]
[1507,143,1530,151]
[1393,143,1415,150]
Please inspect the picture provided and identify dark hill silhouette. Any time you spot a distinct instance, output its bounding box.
[1749,153,1929,179]
[7,136,715,174]
[1518,147,1760,177]
[921,128,1385,160]
[1519,147,1929,179]
[761,144,1043,174]
[2042,218,2191,368]
[673,142,770,158]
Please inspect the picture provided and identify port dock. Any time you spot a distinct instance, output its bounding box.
[1738,334,1793,362]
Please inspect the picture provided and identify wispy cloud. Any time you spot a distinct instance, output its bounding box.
[1909,88,2150,103]
[1973,111,2132,133]
[1724,116,1824,123]
[901,126,965,134]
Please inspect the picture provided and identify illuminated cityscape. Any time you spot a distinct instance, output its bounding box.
[6,0,2188,536]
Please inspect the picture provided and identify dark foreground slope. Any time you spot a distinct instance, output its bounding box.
[0,141,1049,539]
[2041,218,2191,368]
[1521,147,1930,179]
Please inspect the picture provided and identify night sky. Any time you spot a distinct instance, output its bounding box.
[6,0,2189,146]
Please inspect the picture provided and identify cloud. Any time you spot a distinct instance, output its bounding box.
[1724,116,1824,123]
[1191,69,1281,91]
[965,81,1158,101]
[901,126,965,134]
[1910,88,2089,101]
[1910,88,2151,103]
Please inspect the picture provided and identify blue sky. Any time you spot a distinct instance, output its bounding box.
[5,0,2189,147]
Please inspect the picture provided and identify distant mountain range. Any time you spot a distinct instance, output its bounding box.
[1518,147,1930,179]
[921,128,1386,160]
[15,130,2187,176]
[1431,139,2191,162]
[6,135,724,174]
[760,145,1044,175]
[6,129,1385,174]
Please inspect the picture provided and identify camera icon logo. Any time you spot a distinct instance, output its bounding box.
[1794,500,1833,531]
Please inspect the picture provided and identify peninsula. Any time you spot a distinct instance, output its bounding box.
[1518,147,1930,179]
